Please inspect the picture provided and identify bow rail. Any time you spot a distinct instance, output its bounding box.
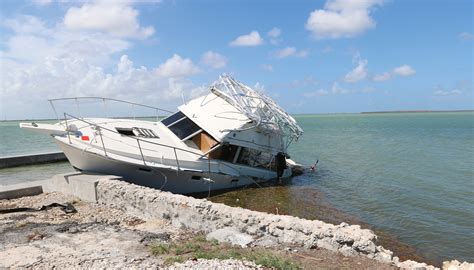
[49,97,174,123]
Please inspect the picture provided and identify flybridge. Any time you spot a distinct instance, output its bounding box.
[210,75,304,142]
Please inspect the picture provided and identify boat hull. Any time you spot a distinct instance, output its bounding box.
[56,140,269,194]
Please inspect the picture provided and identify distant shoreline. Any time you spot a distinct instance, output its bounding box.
[1,110,473,122]
[360,110,474,114]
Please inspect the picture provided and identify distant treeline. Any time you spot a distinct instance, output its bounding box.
[361,110,474,114]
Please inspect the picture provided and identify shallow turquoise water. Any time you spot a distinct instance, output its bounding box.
[0,120,61,157]
[1,112,473,262]
[289,112,474,263]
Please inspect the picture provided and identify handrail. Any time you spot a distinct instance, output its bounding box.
[136,136,168,189]
[49,97,174,122]
[63,112,208,161]
[61,113,273,188]
[49,97,174,113]
[64,113,72,144]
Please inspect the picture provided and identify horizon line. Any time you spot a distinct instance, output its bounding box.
[1,109,473,122]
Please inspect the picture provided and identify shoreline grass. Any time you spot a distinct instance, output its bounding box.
[150,234,301,269]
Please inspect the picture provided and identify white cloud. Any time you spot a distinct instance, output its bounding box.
[267,27,282,45]
[320,46,334,53]
[155,54,200,77]
[303,89,329,97]
[253,82,266,92]
[63,1,155,39]
[362,87,376,93]
[302,82,348,98]
[273,47,308,58]
[458,32,474,41]
[373,64,416,81]
[305,0,383,39]
[392,65,416,76]
[229,31,264,46]
[3,15,52,35]
[267,27,281,38]
[344,54,368,83]
[261,64,273,72]
[434,90,462,96]
[331,82,349,94]
[201,51,227,69]
[32,0,52,6]
[0,13,200,120]
[0,54,202,119]
[2,15,130,66]
[373,72,391,81]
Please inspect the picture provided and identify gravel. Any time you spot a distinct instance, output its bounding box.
[166,258,261,270]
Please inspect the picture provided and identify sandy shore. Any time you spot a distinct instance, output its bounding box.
[0,192,397,269]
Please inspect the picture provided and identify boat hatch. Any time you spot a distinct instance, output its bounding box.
[116,127,159,138]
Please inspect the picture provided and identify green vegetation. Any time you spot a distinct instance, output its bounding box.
[149,234,301,269]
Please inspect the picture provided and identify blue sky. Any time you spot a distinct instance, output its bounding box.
[0,0,472,120]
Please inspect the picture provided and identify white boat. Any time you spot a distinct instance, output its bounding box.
[20,75,304,194]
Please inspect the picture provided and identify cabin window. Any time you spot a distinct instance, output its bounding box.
[167,117,201,140]
[116,127,159,138]
[161,111,186,126]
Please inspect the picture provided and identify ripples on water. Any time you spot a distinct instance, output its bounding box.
[0,120,61,156]
[289,113,474,263]
[1,112,473,263]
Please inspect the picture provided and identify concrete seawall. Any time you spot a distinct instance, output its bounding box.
[96,178,439,269]
[96,179,391,259]
[0,152,66,169]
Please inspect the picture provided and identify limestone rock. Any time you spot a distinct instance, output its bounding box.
[443,260,474,270]
[206,227,254,248]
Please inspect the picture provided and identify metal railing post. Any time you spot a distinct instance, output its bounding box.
[64,113,71,144]
[102,98,108,118]
[75,98,81,118]
[137,139,146,166]
[97,125,107,157]
[50,100,59,123]
[173,148,180,172]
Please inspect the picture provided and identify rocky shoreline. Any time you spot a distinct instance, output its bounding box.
[96,179,438,269]
[207,185,429,264]
[1,178,472,269]
[1,192,394,269]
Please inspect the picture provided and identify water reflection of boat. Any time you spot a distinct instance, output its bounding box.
[20,75,303,194]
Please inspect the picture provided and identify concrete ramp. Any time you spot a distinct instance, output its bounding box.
[0,180,47,200]
[0,173,122,202]
[43,172,122,202]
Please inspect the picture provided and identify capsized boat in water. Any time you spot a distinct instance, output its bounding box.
[20,75,304,194]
